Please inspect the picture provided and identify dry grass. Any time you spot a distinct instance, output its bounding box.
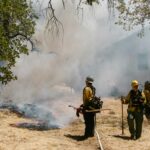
[0,98,150,150]
[96,98,150,150]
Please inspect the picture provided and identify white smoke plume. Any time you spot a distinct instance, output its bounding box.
[1,0,150,127]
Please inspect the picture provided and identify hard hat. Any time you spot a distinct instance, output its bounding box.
[131,80,139,87]
[86,76,94,83]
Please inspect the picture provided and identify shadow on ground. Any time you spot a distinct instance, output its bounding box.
[65,134,88,141]
[112,135,131,140]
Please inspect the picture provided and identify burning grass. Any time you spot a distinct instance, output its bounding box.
[0,101,60,130]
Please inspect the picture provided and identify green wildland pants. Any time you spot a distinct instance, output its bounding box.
[127,111,143,139]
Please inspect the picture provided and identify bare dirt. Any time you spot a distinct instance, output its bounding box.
[0,98,150,150]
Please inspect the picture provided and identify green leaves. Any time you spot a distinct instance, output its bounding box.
[86,0,99,5]
[0,0,37,84]
[116,0,150,34]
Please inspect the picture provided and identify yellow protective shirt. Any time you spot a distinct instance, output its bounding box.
[144,89,150,104]
[83,86,93,106]
[124,90,146,112]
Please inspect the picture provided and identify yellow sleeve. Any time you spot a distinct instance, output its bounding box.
[83,87,93,105]
[141,91,146,104]
[124,92,130,104]
[144,90,150,103]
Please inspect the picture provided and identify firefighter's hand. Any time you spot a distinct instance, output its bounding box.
[121,96,125,104]
[80,104,83,108]
[140,98,145,103]
[76,108,80,117]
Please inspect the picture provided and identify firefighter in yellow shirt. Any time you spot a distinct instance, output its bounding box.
[122,80,146,140]
[144,81,150,120]
[82,76,96,138]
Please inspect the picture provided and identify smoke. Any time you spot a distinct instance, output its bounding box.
[1,0,150,127]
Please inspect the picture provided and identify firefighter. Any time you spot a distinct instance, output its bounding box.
[82,76,96,138]
[143,81,150,120]
[122,80,146,140]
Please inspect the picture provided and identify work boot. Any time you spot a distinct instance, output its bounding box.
[130,135,136,140]
[136,135,141,140]
[88,134,94,137]
[83,134,89,139]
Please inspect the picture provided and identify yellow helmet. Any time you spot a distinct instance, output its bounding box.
[131,80,139,87]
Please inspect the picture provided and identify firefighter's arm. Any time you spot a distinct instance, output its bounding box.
[76,107,82,117]
[84,87,93,101]
[122,92,130,104]
[145,90,150,103]
[141,92,146,104]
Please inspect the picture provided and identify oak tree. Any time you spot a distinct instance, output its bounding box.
[0,0,37,84]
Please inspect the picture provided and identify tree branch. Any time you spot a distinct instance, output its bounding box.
[8,33,34,51]
[46,0,64,36]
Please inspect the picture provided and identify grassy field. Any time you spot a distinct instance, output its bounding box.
[0,98,150,150]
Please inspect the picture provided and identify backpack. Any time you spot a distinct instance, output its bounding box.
[88,86,103,110]
[89,96,103,110]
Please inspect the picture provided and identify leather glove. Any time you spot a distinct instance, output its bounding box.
[121,96,125,104]
[76,108,80,117]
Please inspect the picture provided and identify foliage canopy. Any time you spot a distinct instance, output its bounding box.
[116,0,150,35]
[0,0,37,84]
